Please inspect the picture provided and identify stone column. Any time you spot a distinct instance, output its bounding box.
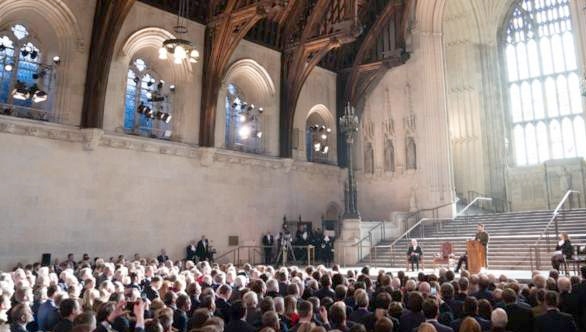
[413,31,456,216]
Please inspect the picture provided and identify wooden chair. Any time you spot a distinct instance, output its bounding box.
[433,241,455,270]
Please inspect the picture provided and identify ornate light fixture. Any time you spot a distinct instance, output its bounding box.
[159,0,200,64]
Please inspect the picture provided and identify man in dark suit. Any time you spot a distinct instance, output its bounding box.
[449,297,491,332]
[502,288,533,332]
[37,285,60,331]
[216,284,232,322]
[9,304,33,332]
[406,239,423,271]
[534,291,577,332]
[185,240,197,262]
[422,299,454,332]
[262,231,274,265]
[53,299,80,332]
[196,236,209,262]
[157,249,169,263]
[173,294,191,332]
[573,266,586,331]
[225,301,255,332]
[475,223,489,267]
[349,290,371,323]
[399,292,425,332]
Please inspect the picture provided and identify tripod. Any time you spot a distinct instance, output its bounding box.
[275,239,296,266]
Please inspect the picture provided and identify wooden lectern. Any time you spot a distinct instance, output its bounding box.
[466,240,486,274]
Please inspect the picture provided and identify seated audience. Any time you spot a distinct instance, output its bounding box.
[0,254,585,332]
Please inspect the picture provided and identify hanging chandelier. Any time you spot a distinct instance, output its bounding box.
[159,0,200,64]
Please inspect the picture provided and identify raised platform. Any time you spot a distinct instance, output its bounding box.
[338,266,574,283]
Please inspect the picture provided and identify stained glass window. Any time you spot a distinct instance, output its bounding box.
[0,24,52,120]
[225,83,263,153]
[503,0,586,166]
[124,58,173,139]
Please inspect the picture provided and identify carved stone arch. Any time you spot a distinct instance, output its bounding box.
[0,0,85,125]
[221,59,277,102]
[216,58,278,156]
[325,201,342,220]
[0,0,84,53]
[415,0,447,34]
[120,27,192,83]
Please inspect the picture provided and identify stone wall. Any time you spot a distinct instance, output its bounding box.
[0,117,344,268]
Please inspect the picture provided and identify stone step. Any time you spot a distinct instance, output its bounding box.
[358,208,586,270]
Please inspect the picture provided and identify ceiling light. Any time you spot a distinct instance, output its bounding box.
[161,0,200,65]
[239,114,247,123]
[323,146,329,154]
[32,90,48,103]
[12,81,29,100]
[158,47,168,60]
[256,131,263,138]
[169,85,176,92]
[52,56,61,64]
[314,143,321,152]
[321,134,327,140]
[238,125,251,139]
[4,63,13,72]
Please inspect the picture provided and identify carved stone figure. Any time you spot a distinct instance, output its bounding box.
[406,137,416,170]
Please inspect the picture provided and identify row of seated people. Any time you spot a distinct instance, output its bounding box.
[1,253,586,332]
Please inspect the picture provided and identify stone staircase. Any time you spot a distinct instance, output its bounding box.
[361,209,586,270]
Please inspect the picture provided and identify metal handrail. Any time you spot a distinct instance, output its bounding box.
[215,244,318,266]
[455,196,493,218]
[530,190,580,269]
[467,191,511,213]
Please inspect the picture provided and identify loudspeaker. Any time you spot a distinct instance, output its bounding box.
[228,236,239,246]
[41,253,51,267]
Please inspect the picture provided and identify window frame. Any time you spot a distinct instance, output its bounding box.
[499,0,586,167]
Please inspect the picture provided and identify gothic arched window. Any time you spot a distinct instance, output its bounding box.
[502,0,586,165]
[306,112,332,164]
[225,83,264,153]
[0,24,54,120]
[124,58,173,139]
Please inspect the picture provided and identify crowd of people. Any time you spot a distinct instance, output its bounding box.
[1,252,586,332]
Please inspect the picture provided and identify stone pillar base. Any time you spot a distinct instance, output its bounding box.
[335,218,362,266]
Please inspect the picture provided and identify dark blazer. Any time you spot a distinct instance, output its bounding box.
[262,235,274,247]
[216,298,232,322]
[315,287,336,300]
[504,303,533,332]
[534,309,577,332]
[53,319,73,332]
[407,246,423,257]
[349,308,371,323]
[399,310,425,332]
[196,239,209,259]
[36,300,60,331]
[556,240,574,259]
[186,244,197,261]
[10,324,27,332]
[156,254,168,263]
[423,319,454,332]
[224,319,256,332]
[173,309,188,332]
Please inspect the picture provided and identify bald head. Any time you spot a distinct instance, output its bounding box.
[491,308,508,328]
